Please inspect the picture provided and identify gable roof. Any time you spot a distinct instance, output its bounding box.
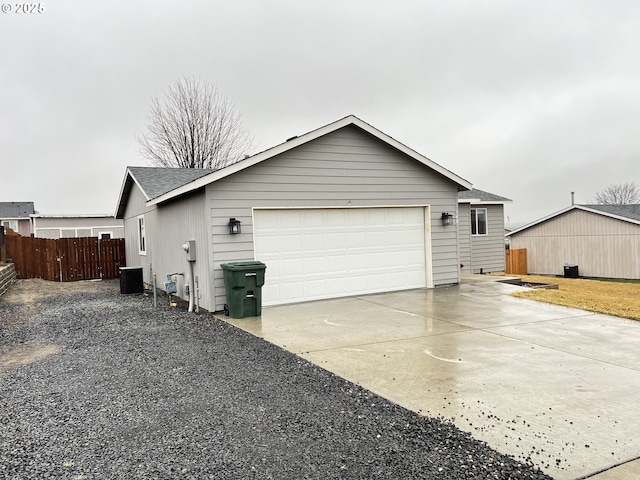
[116,167,215,218]
[0,201,35,219]
[458,188,511,204]
[129,115,472,210]
[127,166,215,201]
[506,204,640,236]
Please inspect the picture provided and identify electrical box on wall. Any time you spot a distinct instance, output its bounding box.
[183,240,196,262]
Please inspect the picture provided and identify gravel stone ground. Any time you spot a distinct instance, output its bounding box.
[0,279,553,479]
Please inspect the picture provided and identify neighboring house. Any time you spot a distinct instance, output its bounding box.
[457,189,512,274]
[31,214,124,239]
[0,202,35,236]
[506,204,640,279]
[116,115,473,312]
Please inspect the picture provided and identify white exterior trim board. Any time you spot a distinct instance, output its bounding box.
[507,205,640,236]
[458,199,512,205]
[148,116,472,208]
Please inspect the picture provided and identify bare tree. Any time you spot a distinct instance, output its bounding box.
[138,76,252,169]
[594,181,640,205]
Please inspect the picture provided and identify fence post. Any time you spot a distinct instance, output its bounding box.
[0,226,4,263]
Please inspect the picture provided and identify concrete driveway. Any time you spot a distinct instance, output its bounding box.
[221,278,640,480]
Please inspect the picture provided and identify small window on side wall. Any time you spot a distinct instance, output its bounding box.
[471,208,487,235]
[138,215,146,254]
[1,220,18,232]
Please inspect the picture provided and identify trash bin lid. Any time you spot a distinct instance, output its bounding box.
[221,261,266,271]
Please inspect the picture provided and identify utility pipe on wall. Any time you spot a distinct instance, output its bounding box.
[195,275,200,314]
[152,273,157,308]
[188,261,195,312]
[183,240,196,313]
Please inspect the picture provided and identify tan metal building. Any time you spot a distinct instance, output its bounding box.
[506,204,640,279]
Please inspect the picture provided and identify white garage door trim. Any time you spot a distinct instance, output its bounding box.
[253,206,433,306]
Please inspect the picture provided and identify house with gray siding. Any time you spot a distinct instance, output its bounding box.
[458,188,511,274]
[0,202,35,236]
[116,115,473,312]
[32,214,124,239]
[506,204,640,279]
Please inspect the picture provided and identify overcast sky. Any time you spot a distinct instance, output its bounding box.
[2,0,639,226]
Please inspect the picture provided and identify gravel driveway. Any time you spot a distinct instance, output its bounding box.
[0,279,551,479]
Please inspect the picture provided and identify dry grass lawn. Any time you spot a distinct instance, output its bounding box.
[511,275,640,321]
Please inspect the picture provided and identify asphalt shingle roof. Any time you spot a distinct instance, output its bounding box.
[0,202,35,218]
[581,204,640,222]
[458,188,511,202]
[128,167,216,200]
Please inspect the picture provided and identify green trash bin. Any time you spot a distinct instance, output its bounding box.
[221,261,267,318]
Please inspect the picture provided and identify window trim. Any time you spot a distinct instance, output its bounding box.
[471,208,488,236]
[137,215,146,254]
[1,220,19,232]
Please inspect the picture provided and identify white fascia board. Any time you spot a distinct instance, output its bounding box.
[348,116,473,190]
[31,214,115,218]
[506,205,577,236]
[127,168,151,202]
[148,115,473,207]
[115,167,151,218]
[577,205,640,226]
[507,204,640,237]
[458,199,513,205]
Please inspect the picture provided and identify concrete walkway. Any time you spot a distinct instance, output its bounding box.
[221,280,640,480]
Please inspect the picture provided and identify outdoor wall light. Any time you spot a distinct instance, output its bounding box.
[228,218,241,235]
[441,212,455,226]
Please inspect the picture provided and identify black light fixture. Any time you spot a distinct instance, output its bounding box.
[229,218,241,235]
[441,212,454,226]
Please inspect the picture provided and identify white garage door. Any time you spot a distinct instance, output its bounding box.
[254,207,429,306]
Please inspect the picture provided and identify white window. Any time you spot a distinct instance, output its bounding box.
[471,208,487,235]
[99,232,112,240]
[1,220,18,232]
[138,216,146,254]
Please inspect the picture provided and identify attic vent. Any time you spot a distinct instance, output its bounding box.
[286,135,298,142]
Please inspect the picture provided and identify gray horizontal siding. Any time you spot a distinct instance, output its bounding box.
[458,204,472,271]
[146,190,211,309]
[468,205,506,273]
[122,185,149,274]
[34,216,124,239]
[122,185,213,310]
[208,125,460,310]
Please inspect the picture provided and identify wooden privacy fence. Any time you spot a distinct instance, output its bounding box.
[5,235,126,281]
[505,248,527,275]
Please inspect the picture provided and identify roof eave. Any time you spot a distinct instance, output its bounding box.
[506,204,640,236]
[148,115,473,207]
[115,167,152,219]
[32,214,116,219]
[458,199,513,205]
[578,205,640,225]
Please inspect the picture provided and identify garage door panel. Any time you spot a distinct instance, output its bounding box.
[254,207,429,306]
